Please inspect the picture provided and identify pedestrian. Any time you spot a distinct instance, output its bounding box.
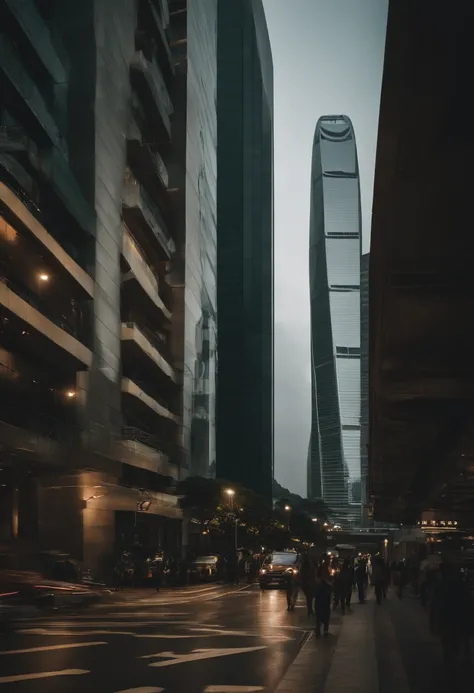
[397,560,408,599]
[314,564,332,636]
[285,566,300,611]
[372,556,386,605]
[299,555,316,616]
[334,559,353,613]
[429,560,472,673]
[355,559,368,603]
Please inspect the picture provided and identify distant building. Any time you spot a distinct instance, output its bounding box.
[216,0,274,499]
[307,115,362,526]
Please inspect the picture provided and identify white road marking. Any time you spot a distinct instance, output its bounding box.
[188,626,291,641]
[204,687,264,692]
[115,689,164,693]
[143,646,266,667]
[16,629,217,639]
[0,642,107,655]
[0,669,89,684]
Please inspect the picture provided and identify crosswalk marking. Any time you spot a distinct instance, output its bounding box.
[0,669,89,684]
[0,642,107,655]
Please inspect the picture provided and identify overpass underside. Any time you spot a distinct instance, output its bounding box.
[369,1,474,524]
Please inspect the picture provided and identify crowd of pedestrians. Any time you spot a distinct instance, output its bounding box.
[283,549,473,671]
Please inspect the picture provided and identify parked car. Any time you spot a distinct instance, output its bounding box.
[189,555,220,582]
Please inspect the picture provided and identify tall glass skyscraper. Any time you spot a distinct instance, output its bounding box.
[307,115,362,526]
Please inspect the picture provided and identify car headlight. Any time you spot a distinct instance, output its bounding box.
[259,568,266,575]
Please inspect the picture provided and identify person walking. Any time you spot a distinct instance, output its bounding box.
[334,559,354,613]
[285,566,300,611]
[355,558,368,603]
[299,555,316,616]
[372,557,386,605]
[315,564,332,636]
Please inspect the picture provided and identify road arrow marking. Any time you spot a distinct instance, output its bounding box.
[0,642,106,655]
[0,669,89,684]
[143,646,266,668]
[204,687,264,692]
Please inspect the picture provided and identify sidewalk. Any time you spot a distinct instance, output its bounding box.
[275,590,472,693]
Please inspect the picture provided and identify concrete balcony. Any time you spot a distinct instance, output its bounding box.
[121,378,179,424]
[0,129,94,239]
[0,35,66,157]
[121,322,176,384]
[117,426,178,479]
[138,0,174,84]
[130,50,172,142]
[0,280,92,369]
[3,0,66,84]
[122,173,175,260]
[127,119,169,190]
[122,225,171,322]
[0,183,93,300]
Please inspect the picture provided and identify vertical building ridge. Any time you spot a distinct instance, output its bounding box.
[216,0,274,499]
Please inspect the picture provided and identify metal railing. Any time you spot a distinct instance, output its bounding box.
[122,425,167,456]
[0,271,82,340]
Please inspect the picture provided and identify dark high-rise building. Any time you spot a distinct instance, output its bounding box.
[307,115,362,526]
[0,0,217,573]
[216,0,274,499]
[360,252,369,525]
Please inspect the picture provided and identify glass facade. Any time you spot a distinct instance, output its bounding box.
[170,0,218,478]
[215,0,274,499]
[308,116,362,526]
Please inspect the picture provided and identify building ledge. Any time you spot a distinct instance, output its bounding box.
[122,225,171,320]
[3,0,66,84]
[121,322,176,382]
[121,377,179,423]
[116,437,178,480]
[0,281,92,368]
[0,183,94,299]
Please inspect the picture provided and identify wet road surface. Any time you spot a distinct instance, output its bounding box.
[0,584,318,693]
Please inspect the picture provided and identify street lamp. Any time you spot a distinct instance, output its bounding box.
[284,504,291,530]
[224,488,237,549]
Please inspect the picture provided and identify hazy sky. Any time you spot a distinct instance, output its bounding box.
[263,0,388,495]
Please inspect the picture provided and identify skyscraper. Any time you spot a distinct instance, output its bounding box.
[307,115,362,526]
[215,0,274,499]
[0,0,217,572]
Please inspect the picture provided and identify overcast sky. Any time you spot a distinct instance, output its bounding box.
[262,0,388,495]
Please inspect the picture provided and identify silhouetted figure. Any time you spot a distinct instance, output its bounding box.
[334,559,353,613]
[315,564,332,636]
[430,561,472,673]
[299,556,316,615]
[355,559,368,603]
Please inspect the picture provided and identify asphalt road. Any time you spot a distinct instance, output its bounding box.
[0,584,316,693]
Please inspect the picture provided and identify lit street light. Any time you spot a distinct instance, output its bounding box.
[224,488,238,549]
